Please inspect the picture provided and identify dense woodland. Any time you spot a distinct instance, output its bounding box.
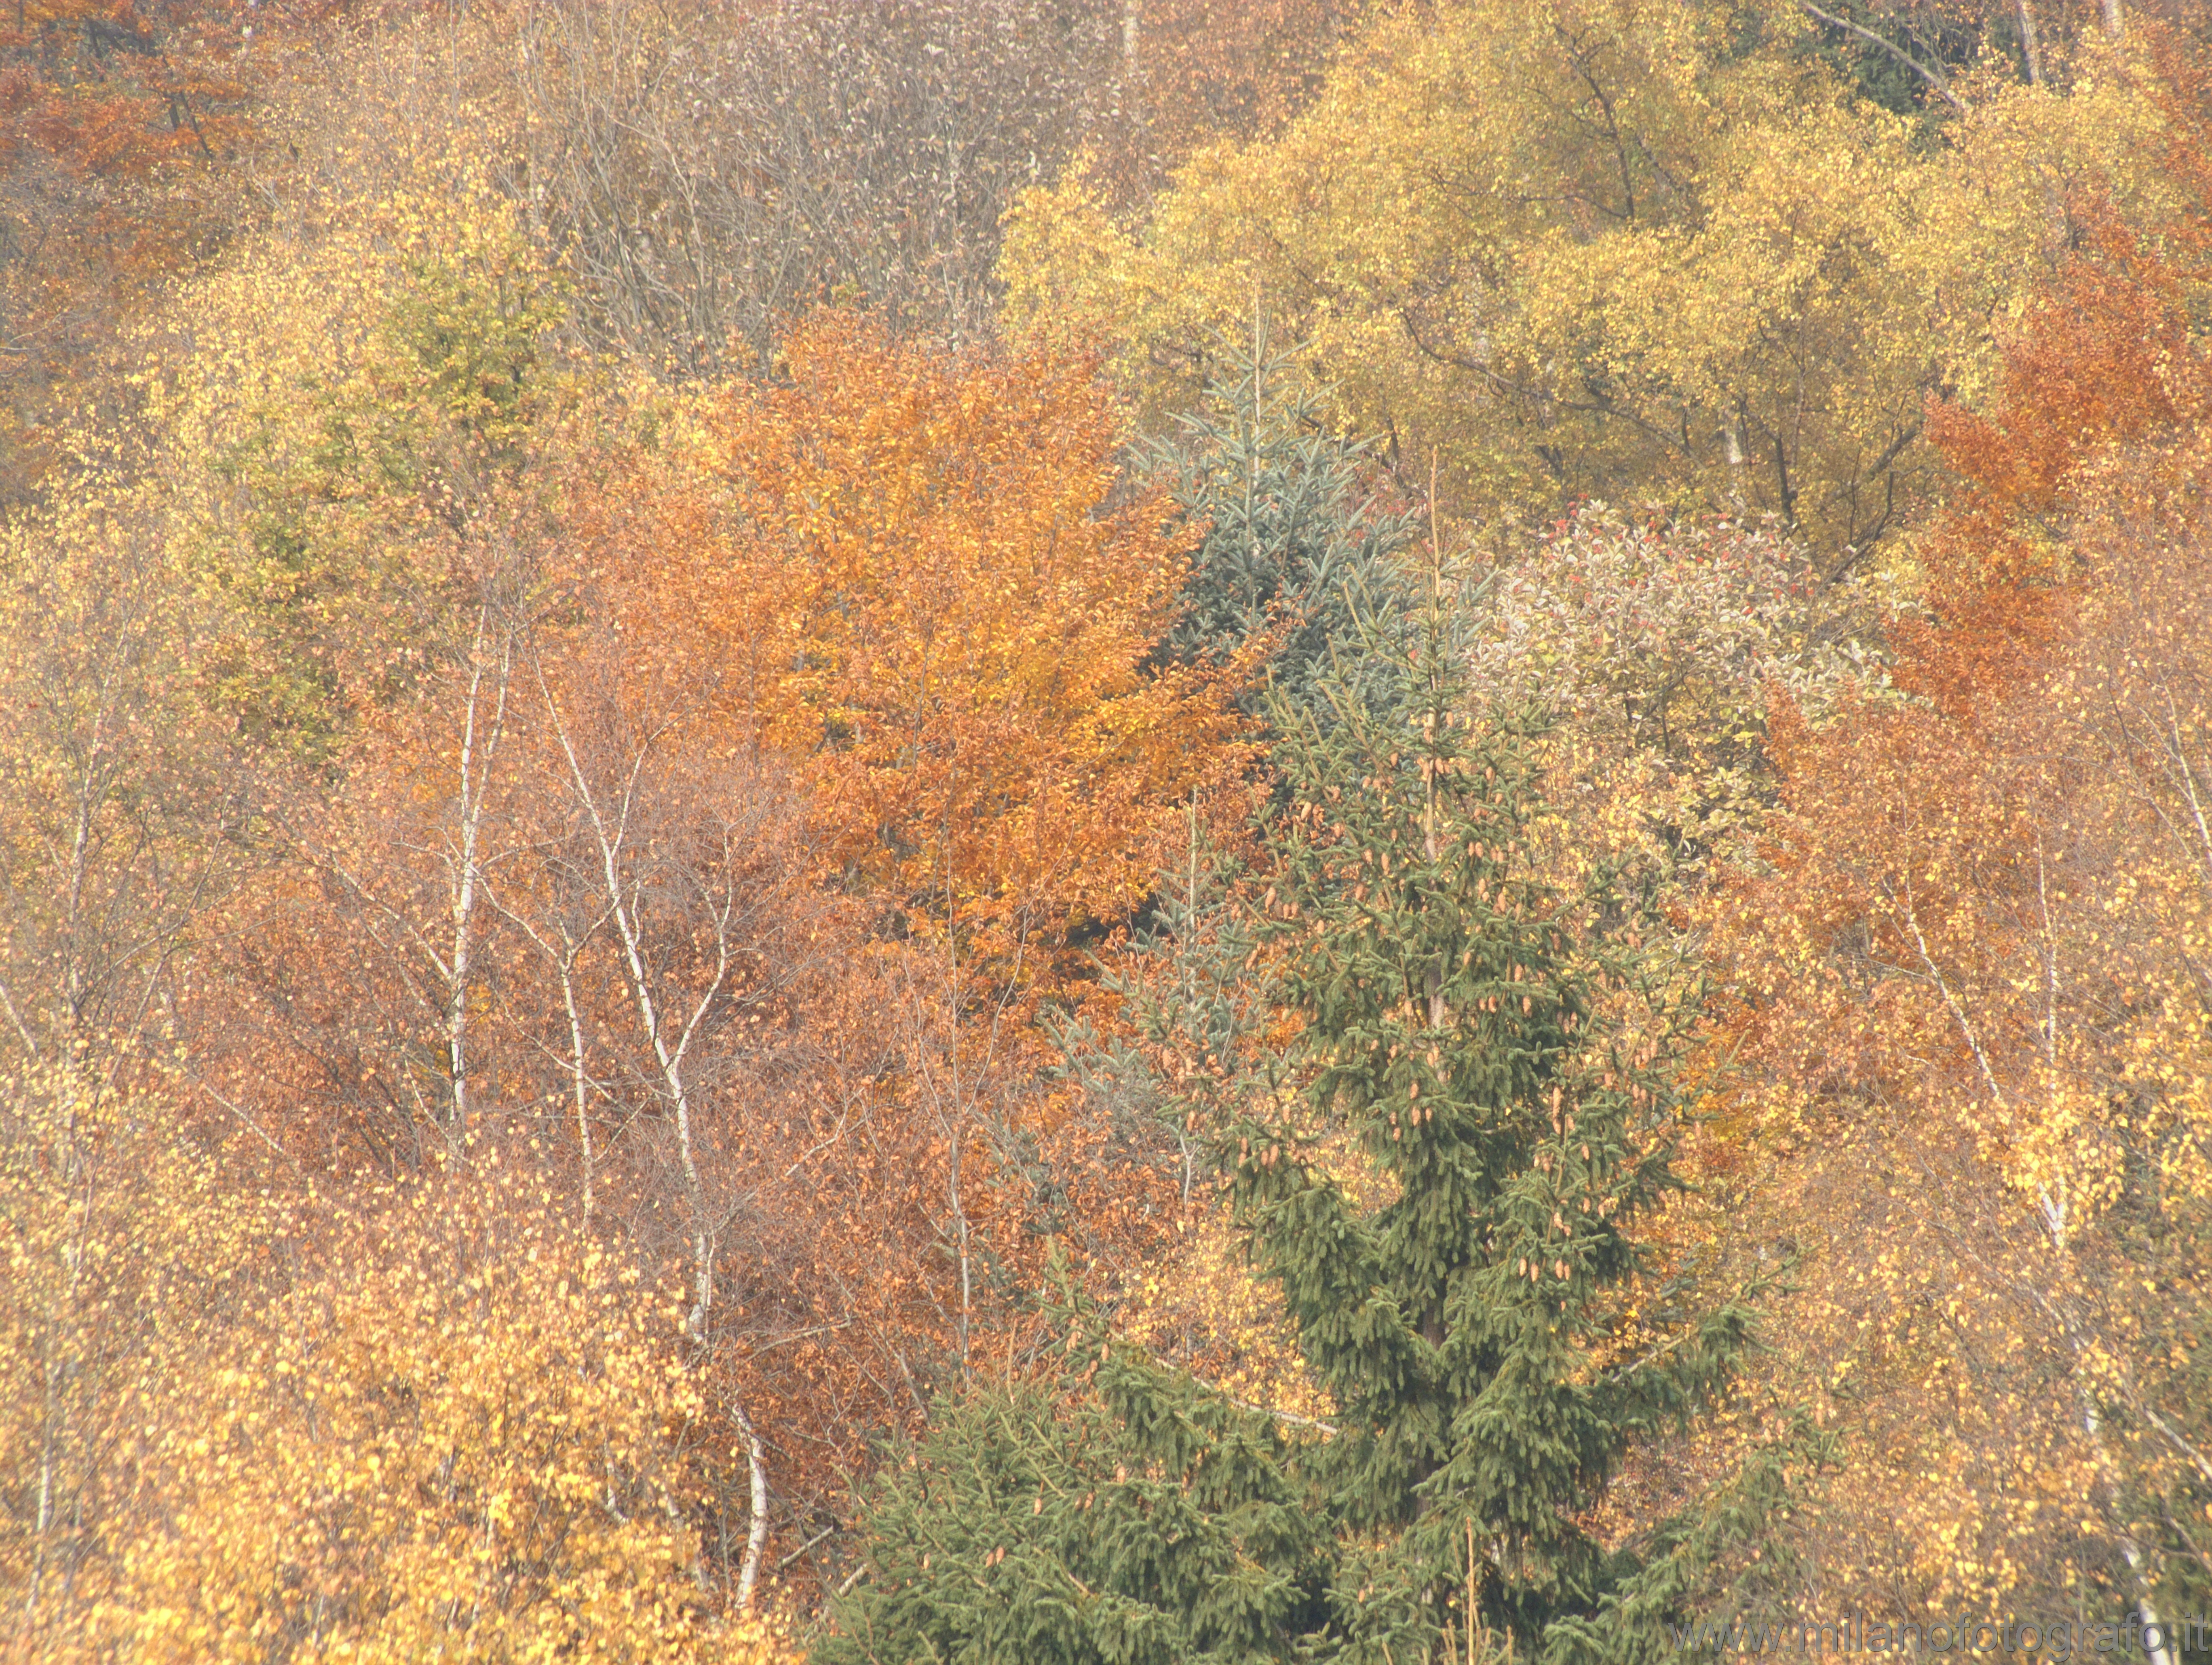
[2,0,2211,1658]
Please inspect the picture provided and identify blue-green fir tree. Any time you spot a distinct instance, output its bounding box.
[1153,322,1415,719]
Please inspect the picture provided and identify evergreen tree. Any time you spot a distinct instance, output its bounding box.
[1154,323,1415,719]
[1224,570,1769,1662]
[826,569,1783,1665]
[816,1353,1328,1665]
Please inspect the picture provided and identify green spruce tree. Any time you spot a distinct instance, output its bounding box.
[825,558,1789,1665]
[1222,567,1767,1662]
[816,1351,1328,1665]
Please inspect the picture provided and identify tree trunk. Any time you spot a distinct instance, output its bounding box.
[2016,0,2043,84]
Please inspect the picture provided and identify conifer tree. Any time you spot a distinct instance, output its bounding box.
[817,1355,1328,1665]
[825,565,1782,1664]
[1155,324,1414,718]
[1224,569,1769,1661]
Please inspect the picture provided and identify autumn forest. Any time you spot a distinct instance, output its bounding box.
[3,0,2210,1659]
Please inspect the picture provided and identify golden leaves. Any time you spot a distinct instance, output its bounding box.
[1000,0,2187,557]
[1692,428,2212,1621]
[112,1162,767,1663]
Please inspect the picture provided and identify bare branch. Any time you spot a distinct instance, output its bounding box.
[1799,2,1968,112]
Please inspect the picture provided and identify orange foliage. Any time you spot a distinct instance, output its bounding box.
[1922,25,2212,595]
[180,318,1247,1587]
[1885,25,2212,738]
[1925,238,2204,521]
[0,0,258,178]
[1697,436,2212,1619]
[617,312,1254,982]
[22,8,2212,1639]
[199,556,960,1559]
[0,0,273,497]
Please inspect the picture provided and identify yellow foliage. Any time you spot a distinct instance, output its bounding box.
[0,475,250,1064]
[52,113,570,767]
[1,1073,793,1663]
[0,1064,281,1658]
[1002,1,2183,554]
[1692,432,2212,1620]
[121,1161,789,1665]
[1116,1206,1337,1429]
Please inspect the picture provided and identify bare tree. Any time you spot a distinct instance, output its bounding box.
[511,0,1131,373]
[273,537,540,1154]
[526,641,831,1609]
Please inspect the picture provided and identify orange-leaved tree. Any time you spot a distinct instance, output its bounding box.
[616,311,1255,988]
[1699,440,2212,1632]
[1920,20,2212,598]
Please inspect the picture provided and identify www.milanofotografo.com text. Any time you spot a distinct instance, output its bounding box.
[1669,1616,2210,1656]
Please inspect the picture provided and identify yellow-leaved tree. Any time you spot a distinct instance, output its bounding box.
[1,1069,794,1663]
[122,1158,787,1664]
[0,1064,277,1660]
[1001,0,2184,556]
